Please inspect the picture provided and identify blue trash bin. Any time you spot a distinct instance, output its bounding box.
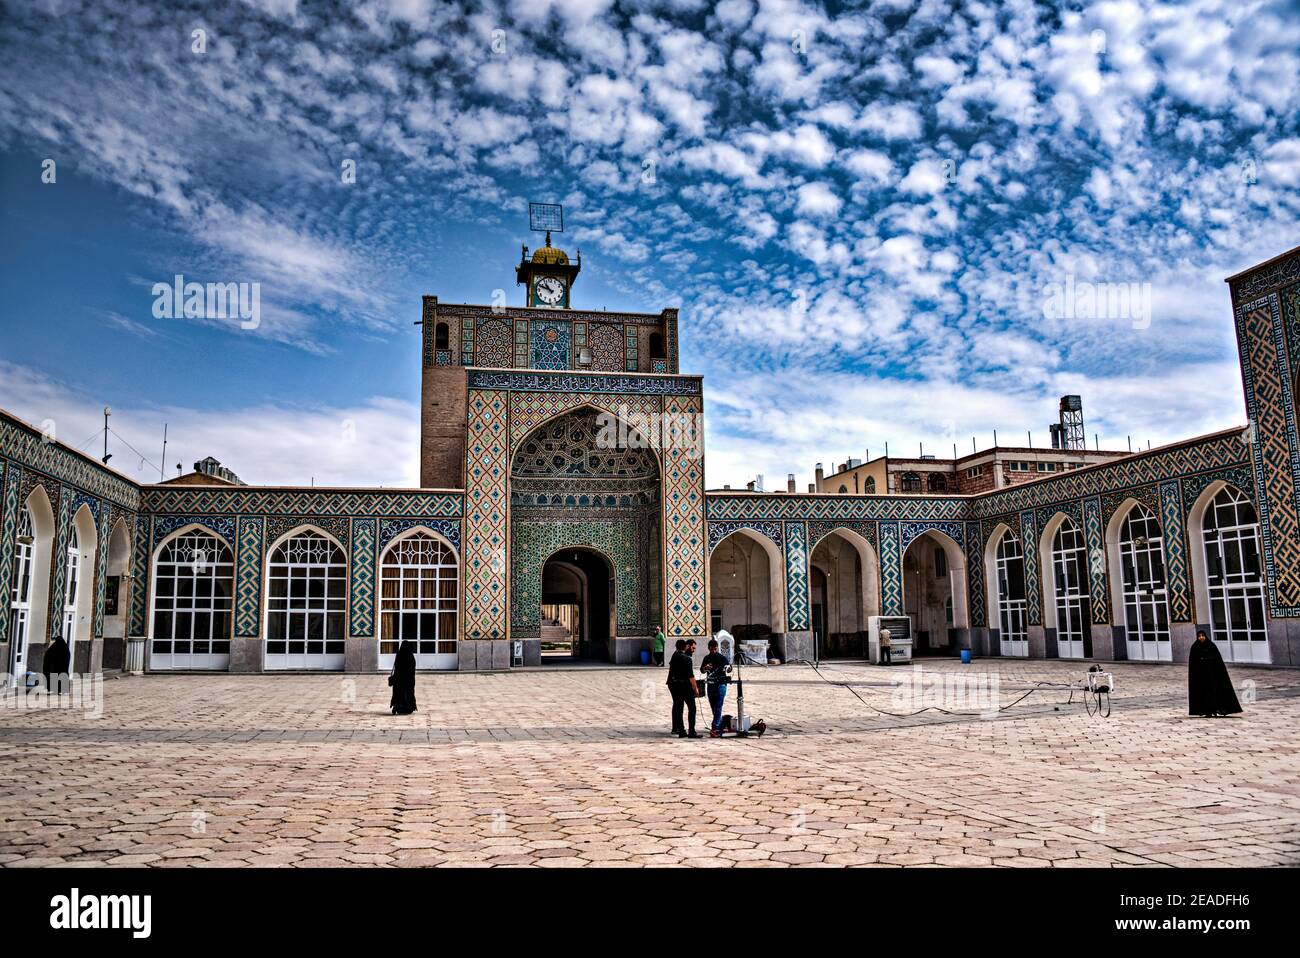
[960,649,972,664]
[640,650,651,665]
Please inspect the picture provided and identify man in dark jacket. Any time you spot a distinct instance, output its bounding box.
[667,639,701,738]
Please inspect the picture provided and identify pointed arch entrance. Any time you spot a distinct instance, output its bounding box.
[902,530,968,655]
[509,406,662,663]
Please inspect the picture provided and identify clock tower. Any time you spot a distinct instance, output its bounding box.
[516,231,580,308]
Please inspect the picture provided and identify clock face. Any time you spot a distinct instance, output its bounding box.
[535,275,565,307]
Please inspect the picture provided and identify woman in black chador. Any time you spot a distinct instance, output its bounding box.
[42,635,71,695]
[389,639,417,716]
[1188,629,1242,717]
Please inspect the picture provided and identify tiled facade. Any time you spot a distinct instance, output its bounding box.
[1,247,1298,676]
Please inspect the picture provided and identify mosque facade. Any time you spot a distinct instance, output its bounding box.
[2,242,1299,681]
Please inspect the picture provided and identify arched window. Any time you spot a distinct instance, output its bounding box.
[266,531,347,670]
[8,507,35,681]
[994,530,1027,655]
[649,332,665,359]
[435,321,450,350]
[380,533,459,670]
[1203,487,1268,657]
[62,524,80,642]
[152,532,234,670]
[838,484,848,494]
[1119,504,1170,658]
[1051,518,1090,658]
[929,473,948,493]
[864,477,876,493]
[900,472,922,493]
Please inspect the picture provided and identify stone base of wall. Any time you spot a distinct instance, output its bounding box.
[102,636,126,671]
[521,639,542,667]
[229,637,263,673]
[1266,618,1300,667]
[1027,625,1047,659]
[72,638,102,674]
[458,639,510,671]
[345,638,377,673]
[1170,621,1197,663]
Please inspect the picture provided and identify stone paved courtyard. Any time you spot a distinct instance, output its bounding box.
[1,659,1298,868]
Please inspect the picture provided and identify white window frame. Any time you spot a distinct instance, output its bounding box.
[1051,519,1089,659]
[995,530,1028,656]
[1203,487,1269,663]
[379,532,459,671]
[150,531,234,671]
[1119,505,1171,661]
[265,531,347,670]
[8,506,34,685]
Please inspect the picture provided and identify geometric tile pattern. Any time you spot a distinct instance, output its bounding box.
[1020,510,1041,625]
[93,506,111,638]
[1082,497,1109,625]
[142,488,463,517]
[378,518,461,554]
[588,323,623,372]
[1181,466,1255,512]
[0,414,139,510]
[662,394,707,639]
[0,461,16,644]
[468,369,703,396]
[514,319,529,369]
[708,494,967,523]
[48,486,71,640]
[463,390,509,640]
[783,520,810,632]
[508,392,660,456]
[965,519,986,628]
[1236,294,1300,616]
[151,514,237,547]
[233,516,264,637]
[475,317,512,368]
[806,519,877,554]
[129,514,151,637]
[707,520,784,554]
[349,517,377,639]
[265,515,350,552]
[878,520,902,617]
[1159,480,1192,623]
[510,517,646,637]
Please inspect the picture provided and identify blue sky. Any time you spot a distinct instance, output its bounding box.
[0,0,1297,489]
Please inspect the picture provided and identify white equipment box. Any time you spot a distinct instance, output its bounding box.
[868,615,913,664]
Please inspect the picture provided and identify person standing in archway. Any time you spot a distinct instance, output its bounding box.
[652,624,665,666]
[1188,629,1242,717]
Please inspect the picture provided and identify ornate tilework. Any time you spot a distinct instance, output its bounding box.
[265,515,350,551]
[1103,485,1159,528]
[1236,295,1300,616]
[379,518,461,553]
[469,369,702,396]
[965,520,986,628]
[0,461,18,644]
[350,517,377,638]
[707,520,784,554]
[475,317,512,368]
[1034,500,1082,541]
[588,323,624,372]
[129,514,151,637]
[93,506,111,638]
[1020,509,1041,625]
[435,349,453,366]
[514,318,529,368]
[0,414,139,510]
[784,520,810,632]
[461,316,474,366]
[652,359,667,373]
[151,514,237,547]
[1181,467,1255,513]
[463,390,509,639]
[806,519,877,553]
[1083,497,1109,625]
[142,488,463,516]
[233,516,264,637]
[662,394,707,639]
[509,392,660,454]
[47,486,72,639]
[900,520,964,551]
[1159,480,1192,623]
[878,521,902,617]
[624,325,639,372]
[708,493,967,523]
[511,518,647,636]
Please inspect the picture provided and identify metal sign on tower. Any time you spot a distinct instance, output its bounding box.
[528,202,564,234]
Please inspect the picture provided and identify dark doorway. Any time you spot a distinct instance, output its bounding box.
[542,549,613,660]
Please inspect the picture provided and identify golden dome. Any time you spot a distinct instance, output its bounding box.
[532,243,569,265]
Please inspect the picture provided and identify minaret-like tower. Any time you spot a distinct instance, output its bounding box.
[516,231,581,308]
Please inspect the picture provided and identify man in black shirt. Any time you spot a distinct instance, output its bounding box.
[666,638,701,738]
